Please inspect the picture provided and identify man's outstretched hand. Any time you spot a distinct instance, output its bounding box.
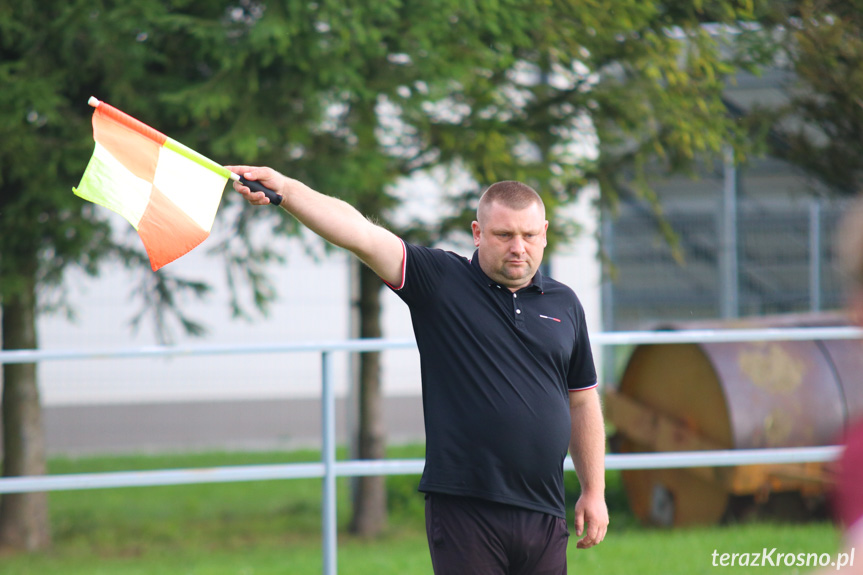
[227,165,284,206]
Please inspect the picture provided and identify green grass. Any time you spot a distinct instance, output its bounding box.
[0,445,844,574]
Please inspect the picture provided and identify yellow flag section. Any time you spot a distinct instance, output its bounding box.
[74,99,230,270]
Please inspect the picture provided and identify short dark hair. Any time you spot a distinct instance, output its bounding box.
[477,181,545,223]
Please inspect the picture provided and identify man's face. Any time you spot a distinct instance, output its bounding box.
[471,200,548,292]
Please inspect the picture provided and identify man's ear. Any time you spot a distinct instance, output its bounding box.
[471,221,481,247]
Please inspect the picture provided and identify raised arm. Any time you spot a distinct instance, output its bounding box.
[227,166,405,287]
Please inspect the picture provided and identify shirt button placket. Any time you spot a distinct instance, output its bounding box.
[513,292,524,326]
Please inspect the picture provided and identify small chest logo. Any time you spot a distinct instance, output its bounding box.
[539,314,562,323]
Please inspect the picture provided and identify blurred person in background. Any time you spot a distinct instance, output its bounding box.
[828,194,863,573]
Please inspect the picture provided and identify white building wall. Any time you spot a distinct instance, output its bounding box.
[37,230,353,406]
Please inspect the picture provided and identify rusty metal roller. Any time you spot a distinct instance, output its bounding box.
[606,312,863,527]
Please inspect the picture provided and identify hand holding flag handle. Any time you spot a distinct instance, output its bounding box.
[232,174,283,206]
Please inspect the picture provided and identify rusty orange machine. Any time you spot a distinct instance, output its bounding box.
[605,313,863,526]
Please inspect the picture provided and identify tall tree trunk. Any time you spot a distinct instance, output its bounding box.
[0,261,51,551]
[349,263,387,537]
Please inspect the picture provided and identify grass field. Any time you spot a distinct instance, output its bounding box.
[1,445,844,574]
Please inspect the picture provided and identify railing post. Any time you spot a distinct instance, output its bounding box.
[719,144,739,319]
[321,350,337,575]
[809,198,822,312]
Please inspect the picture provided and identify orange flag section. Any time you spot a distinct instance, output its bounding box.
[92,106,162,183]
[137,187,211,271]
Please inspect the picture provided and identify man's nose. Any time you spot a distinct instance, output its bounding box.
[510,236,526,254]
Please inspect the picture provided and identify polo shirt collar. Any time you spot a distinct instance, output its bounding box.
[470,249,545,294]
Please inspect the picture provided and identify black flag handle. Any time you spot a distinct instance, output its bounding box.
[239,175,282,206]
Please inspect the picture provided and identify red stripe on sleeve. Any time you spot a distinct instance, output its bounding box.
[383,239,407,290]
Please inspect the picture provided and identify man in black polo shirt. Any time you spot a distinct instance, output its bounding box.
[230,166,609,574]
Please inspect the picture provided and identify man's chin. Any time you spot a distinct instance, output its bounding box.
[504,262,529,273]
[500,268,533,284]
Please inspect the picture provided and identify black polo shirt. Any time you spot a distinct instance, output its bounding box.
[387,241,597,518]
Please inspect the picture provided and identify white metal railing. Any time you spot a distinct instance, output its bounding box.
[0,325,860,575]
[0,447,842,494]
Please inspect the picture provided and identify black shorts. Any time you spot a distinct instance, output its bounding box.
[424,493,570,575]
